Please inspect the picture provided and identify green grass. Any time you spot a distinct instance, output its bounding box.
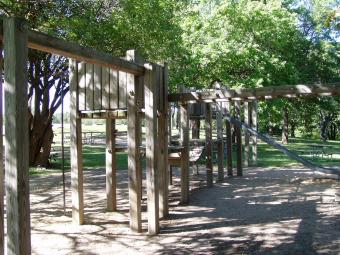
[30,127,340,176]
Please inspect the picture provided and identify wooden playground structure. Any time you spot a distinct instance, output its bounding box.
[0,16,339,255]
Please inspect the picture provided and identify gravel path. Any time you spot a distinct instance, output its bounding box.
[23,166,340,254]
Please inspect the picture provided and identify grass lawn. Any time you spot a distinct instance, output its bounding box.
[30,134,340,176]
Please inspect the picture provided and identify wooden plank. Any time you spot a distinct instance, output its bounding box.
[106,119,116,211]
[85,63,94,110]
[251,100,258,164]
[93,64,102,110]
[216,103,224,182]
[244,102,251,167]
[225,101,233,176]
[119,71,127,109]
[3,17,31,255]
[69,59,84,225]
[168,83,340,103]
[158,64,169,217]
[180,103,189,204]
[144,63,159,235]
[0,18,144,75]
[126,50,142,232]
[205,103,213,187]
[235,101,243,176]
[0,43,4,255]
[77,62,86,111]
[102,67,110,110]
[109,69,118,109]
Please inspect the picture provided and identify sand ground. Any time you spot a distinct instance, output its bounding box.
[13,166,339,254]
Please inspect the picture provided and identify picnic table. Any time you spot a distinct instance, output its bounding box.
[309,144,333,159]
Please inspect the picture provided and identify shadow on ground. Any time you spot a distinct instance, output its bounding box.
[21,166,340,254]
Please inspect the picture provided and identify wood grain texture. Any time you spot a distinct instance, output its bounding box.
[180,103,189,204]
[235,101,243,176]
[225,101,233,176]
[106,119,116,211]
[4,17,31,255]
[70,59,84,225]
[205,103,213,187]
[216,103,224,182]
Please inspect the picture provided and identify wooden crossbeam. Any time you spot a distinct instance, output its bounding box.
[168,83,340,103]
[0,17,144,75]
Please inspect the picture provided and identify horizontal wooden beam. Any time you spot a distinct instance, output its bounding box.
[0,17,144,75]
[168,83,340,103]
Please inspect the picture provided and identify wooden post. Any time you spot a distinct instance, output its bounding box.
[0,42,4,255]
[126,50,142,232]
[251,100,258,165]
[235,101,243,176]
[70,59,84,225]
[225,101,233,176]
[205,103,213,187]
[106,119,116,211]
[216,103,224,182]
[144,63,159,235]
[180,103,189,204]
[158,64,169,217]
[4,17,31,255]
[244,101,251,167]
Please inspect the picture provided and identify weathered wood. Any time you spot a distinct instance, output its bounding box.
[78,62,86,111]
[235,101,243,176]
[85,63,94,110]
[4,17,31,255]
[0,18,144,75]
[244,102,251,167]
[205,103,213,187]
[251,100,258,164]
[93,64,102,110]
[126,50,142,232]
[102,67,110,110]
[106,119,116,211]
[216,103,224,182]
[158,64,169,217]
[168,83,340,103]
[180,103,190,204]
[0,43,4,255]
[109,69,119,109]
[225,101,233,176]
[119,71,127,109]
[70,59,84,225]
[144,63,159,235]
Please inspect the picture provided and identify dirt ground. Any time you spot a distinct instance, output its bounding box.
[15,166,340,254]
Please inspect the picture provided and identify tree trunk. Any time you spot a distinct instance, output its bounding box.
[191,119,200,139]
[282,108,289,144]
[29,111,54,167]
[291,122,296,138]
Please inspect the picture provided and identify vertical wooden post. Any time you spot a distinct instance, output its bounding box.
[225,101,233,176]
[106,119,116,211]
[4,17,31,255]
[0,42,4,255]
[216,103,224,182]
[235,101,243,176]
[158,64,169,217]
[144,63,159,235]
[244,101,251,167]
[205,103,213,187]
[251,100,258,165]
[180,103,189,204]
[126,50,142,232]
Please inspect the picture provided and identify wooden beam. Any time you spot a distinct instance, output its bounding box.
[106,119,116,211]
[216,103,224,182]
[144,63,159,235]
[0,17,144,75]
[126,50,142,232]
[225,101,233,177]
[205,103,213,187]
[168,83,340,103]
[180,103,190,204]
[251,100,258,165]
[0,42,4,255]
[159,64,169,217]
[235,101,243,176]
[70,59,84,225]
[4,17,31,255]
[244,102,251,167]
